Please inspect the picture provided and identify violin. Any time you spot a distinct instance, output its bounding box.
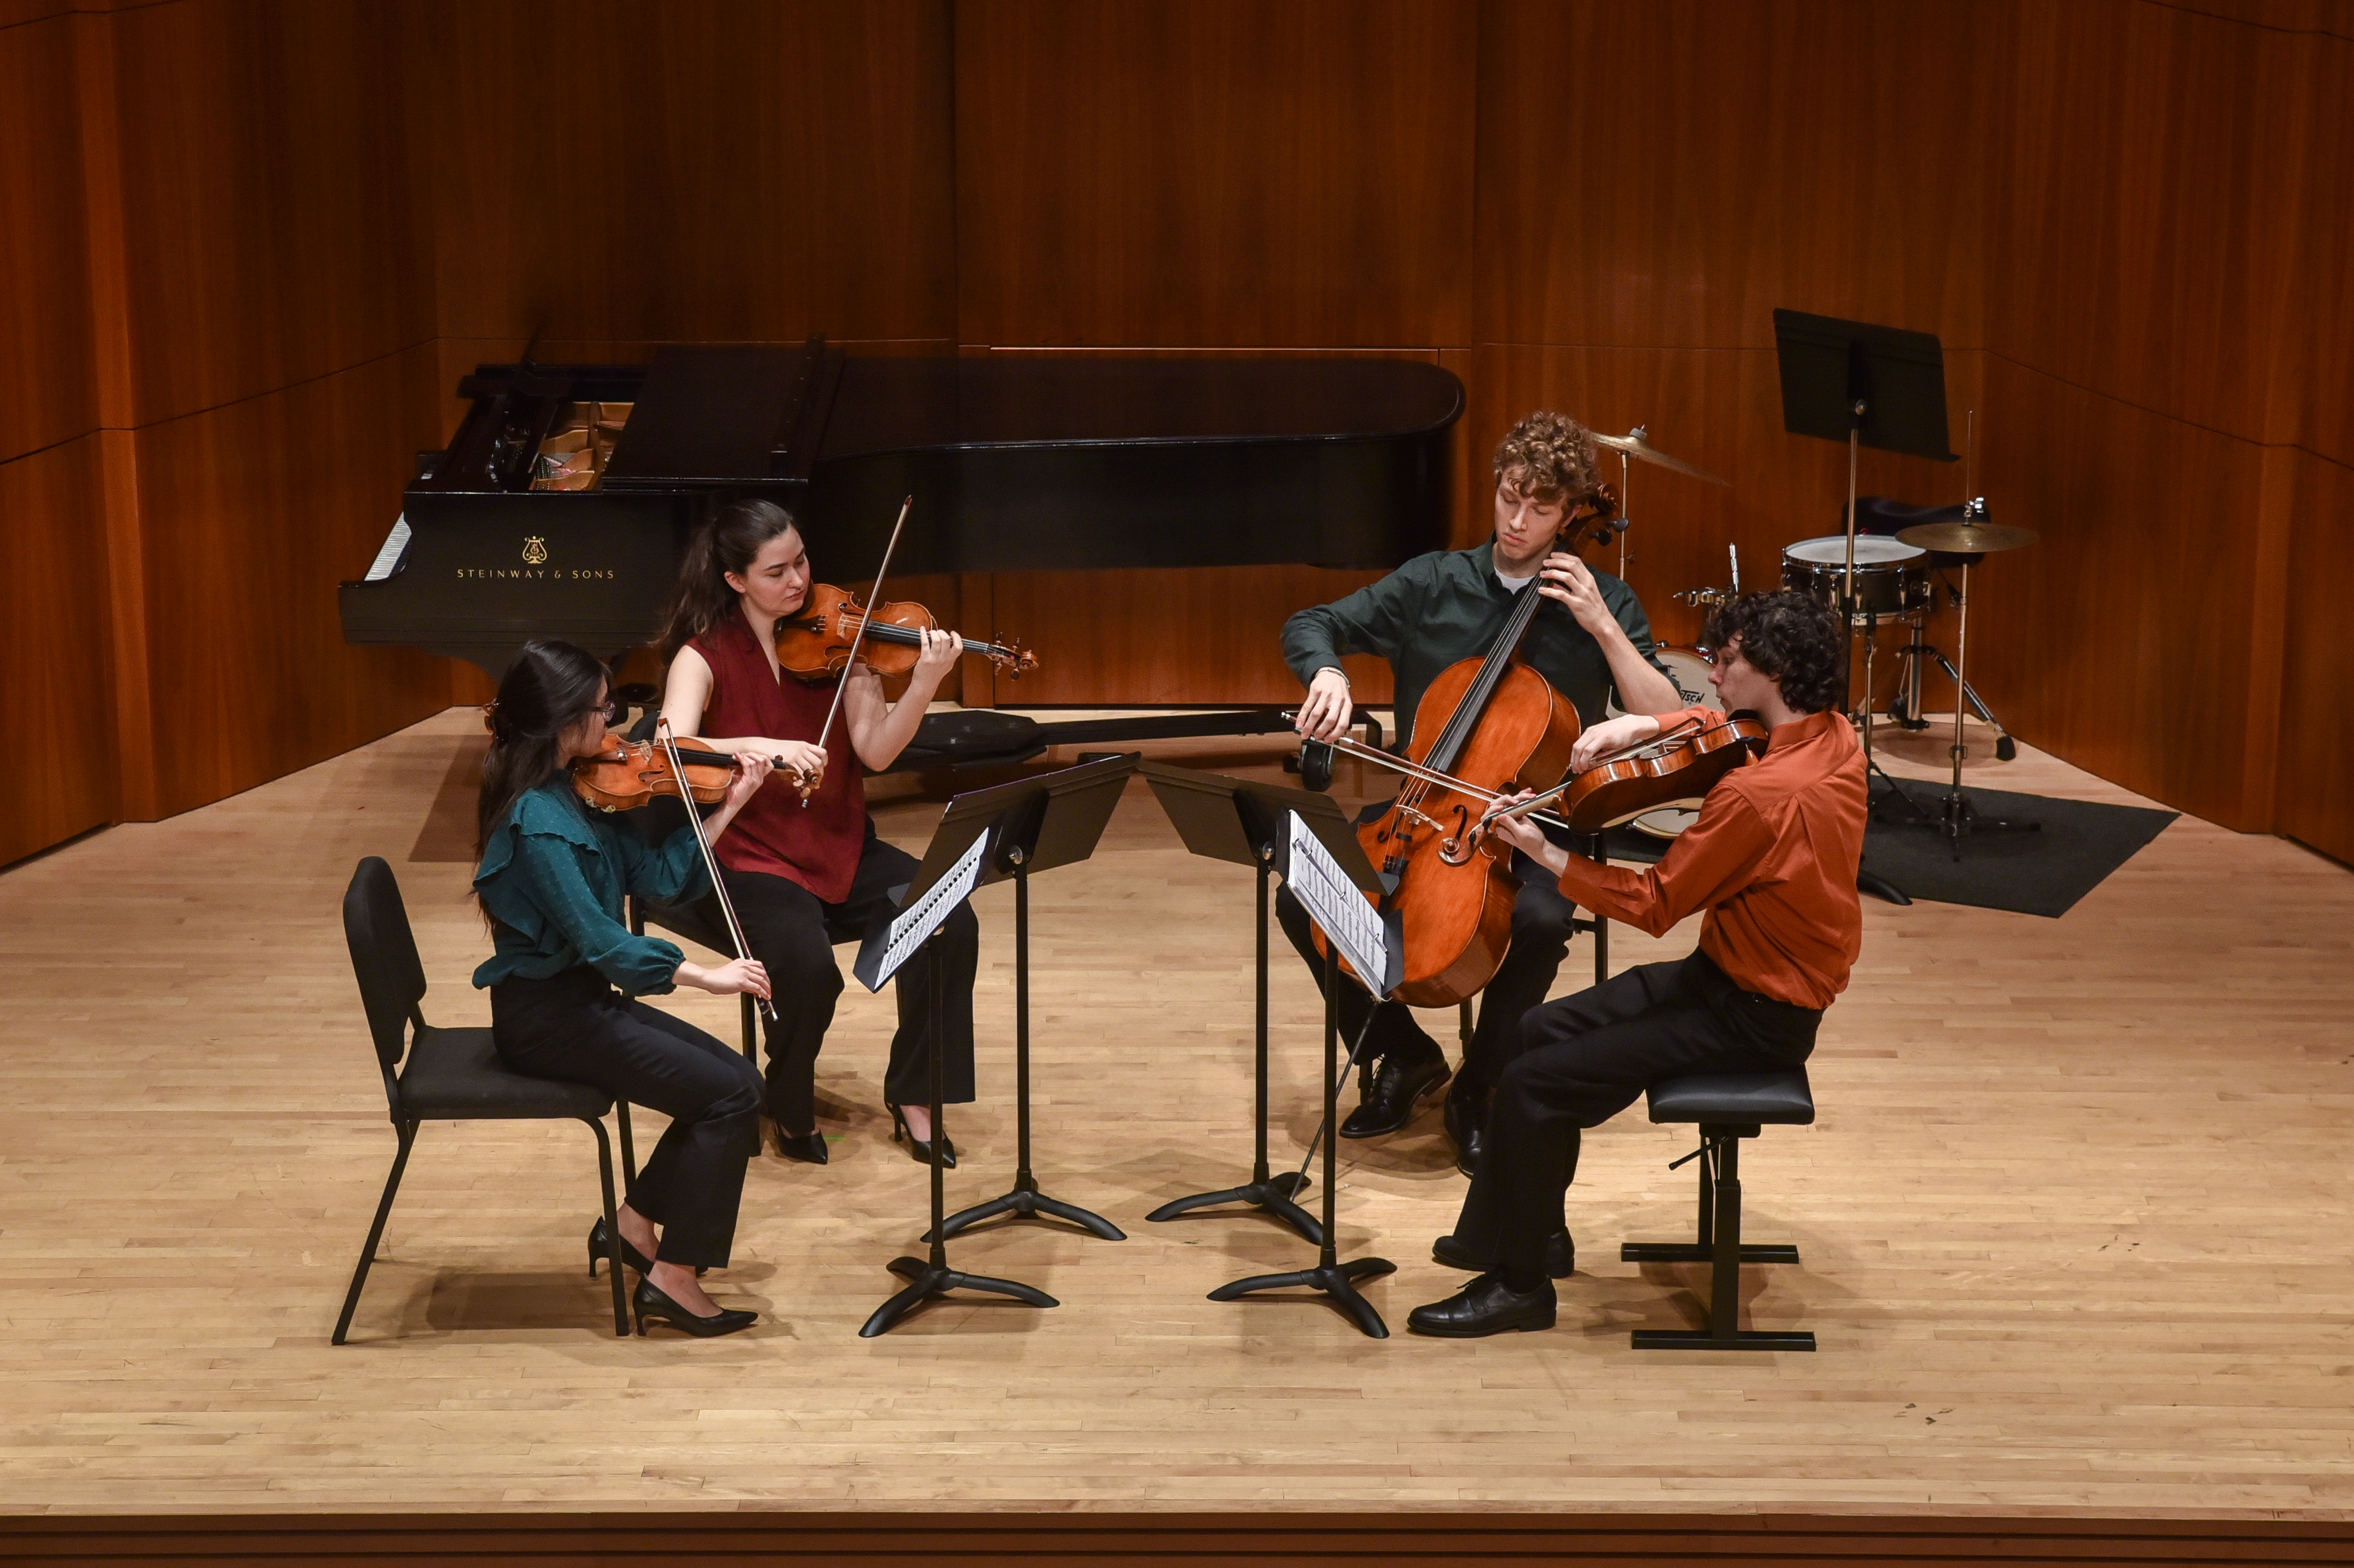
[774,585,1038,691]
[571,736,762,813]
[569,722,781,1021]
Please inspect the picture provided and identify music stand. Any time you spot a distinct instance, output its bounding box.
[855,830,1055,1336]
[1206,811,1399,1339]
[1137,763,1369,1246]
[1773,308,1959,906]
[921,754,1138,1243]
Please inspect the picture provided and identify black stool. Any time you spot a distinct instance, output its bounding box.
[1620,1069,1816,1352]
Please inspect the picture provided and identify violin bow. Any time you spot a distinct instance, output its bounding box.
[655,718,777,1022]
[802,494,915,806]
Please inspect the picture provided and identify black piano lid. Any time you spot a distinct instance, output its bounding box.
[602,343,829,488]
[816,355,1463,459]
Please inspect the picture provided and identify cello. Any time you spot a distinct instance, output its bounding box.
[1307,495,1621,1007]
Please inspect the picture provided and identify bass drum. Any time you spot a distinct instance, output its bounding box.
[1616,647,1720,841]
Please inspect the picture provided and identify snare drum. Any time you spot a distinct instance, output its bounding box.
[1781,534,1930,618]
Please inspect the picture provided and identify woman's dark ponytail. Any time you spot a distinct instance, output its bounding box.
[655,497,801,663]
[476,639,609,861]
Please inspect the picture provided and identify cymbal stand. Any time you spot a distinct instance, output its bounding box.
[1839,408,1912,908]
[1879,550,2038,859]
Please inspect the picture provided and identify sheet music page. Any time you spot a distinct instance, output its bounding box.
[1287,811,1389,998]
[868,831,988,990]
[363,516,411,581]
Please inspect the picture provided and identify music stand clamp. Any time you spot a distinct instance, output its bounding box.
[922,754,1139,1245]
[1139,762,1356,1247]
[1772,308,1960,906]
[1206,810,1398,1339]
[855,829,1056,1337]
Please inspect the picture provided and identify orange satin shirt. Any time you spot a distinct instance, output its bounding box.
[1550,708,1867,1010]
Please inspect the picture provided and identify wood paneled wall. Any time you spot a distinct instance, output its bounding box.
[5,0,2348,864]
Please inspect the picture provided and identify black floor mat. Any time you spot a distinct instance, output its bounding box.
[1601,781,2179,918]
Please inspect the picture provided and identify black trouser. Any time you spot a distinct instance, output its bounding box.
[1448,949,1820,1287]
[721,823,978,1133]
[1272,812,1584,1102]
[490,966,764,1269]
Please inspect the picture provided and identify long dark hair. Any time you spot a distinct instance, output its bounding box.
[655,497,801,663]
[476,639,609,859]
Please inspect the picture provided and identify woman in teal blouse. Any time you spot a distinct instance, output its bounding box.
[473,640,775,1338]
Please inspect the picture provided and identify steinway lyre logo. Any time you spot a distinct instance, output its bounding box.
[521,536,549,566]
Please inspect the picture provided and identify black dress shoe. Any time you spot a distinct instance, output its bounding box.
[632,1277,757,1339]
[1406,1274,1557,1338]
[888,1104,956,1168]
[1338,1050,1450,1139]
[766,1115,830,1165]
[1430,1228,1574,1279]
[1441,1085,1484,1176]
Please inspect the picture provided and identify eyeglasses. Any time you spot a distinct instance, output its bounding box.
[592,697,624,724]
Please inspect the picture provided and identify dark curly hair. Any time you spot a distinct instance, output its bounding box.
[1700,590,1846,715]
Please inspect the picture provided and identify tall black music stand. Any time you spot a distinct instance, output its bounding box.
[922,754,1138,1243]
[1206,809,1398,1339]
[1773,308,1960,907]
[856,830,1055,1337]
[1138,763,1371,1246]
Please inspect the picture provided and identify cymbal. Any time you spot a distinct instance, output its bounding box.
[1590,426,1730,486]
[1896,520,2039,556]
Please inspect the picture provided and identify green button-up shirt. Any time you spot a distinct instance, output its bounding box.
[471,778,711,996]
[1281,543,1673,752]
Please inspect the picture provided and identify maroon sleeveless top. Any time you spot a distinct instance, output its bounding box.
[687,615,867,904]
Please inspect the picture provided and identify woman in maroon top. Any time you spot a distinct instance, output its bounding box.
[655,498,977,1167]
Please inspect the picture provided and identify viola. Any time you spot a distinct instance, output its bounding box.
[571,736,761,813]
[1453,710,1769,858]
[774,584,1038,691]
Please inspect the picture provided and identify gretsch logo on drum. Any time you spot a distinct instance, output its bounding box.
[522,536,549,565]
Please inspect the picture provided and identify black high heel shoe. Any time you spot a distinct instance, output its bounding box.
[768,1118,830,1165]
[632,1277,756,1339]
[588,1216,703,1278]
[587,1215,653,1277]
[887,1103,956,1168]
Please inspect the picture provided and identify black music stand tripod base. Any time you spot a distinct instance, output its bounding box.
[1206,1256,1396,1339]
[1888,786,2040,861]
[862,1255,1059,1338]
[1148,1170,1321,1246]
[935,1183,1125,1242]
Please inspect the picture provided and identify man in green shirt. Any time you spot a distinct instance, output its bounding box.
[1279,411,1685,1173]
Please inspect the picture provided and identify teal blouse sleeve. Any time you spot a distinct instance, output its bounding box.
[610,816,714,909]
[1280,553,1429,687]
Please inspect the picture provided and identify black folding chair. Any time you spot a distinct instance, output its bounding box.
[333,856,638,1343]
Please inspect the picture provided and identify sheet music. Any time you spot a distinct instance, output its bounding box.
[363,516,411,580]
[1287,811,1389,999]
[867,831,988,990]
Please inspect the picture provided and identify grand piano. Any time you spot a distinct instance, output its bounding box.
[342,337,1461,764]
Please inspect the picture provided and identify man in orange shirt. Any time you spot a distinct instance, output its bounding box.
[1407,590,1865,1338]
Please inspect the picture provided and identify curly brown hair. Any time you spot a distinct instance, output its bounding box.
[1491,410,1602,505]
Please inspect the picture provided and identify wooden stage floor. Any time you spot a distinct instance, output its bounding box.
[1,708,2350,1523]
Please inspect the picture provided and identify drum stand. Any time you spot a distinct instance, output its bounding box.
[1877,553,2038,859]
[1889,598,2019,762]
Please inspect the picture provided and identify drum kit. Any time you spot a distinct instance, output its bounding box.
[1594,422,2040,859]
